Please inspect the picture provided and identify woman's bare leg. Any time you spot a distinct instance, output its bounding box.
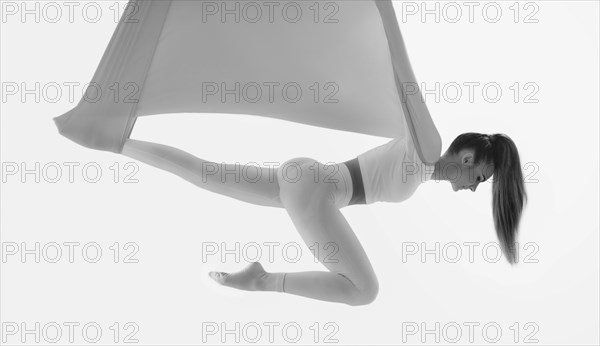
[121,138,283,208]
[121,141,377,305]
[211,158,379,306]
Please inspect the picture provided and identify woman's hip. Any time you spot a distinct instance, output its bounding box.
[276,157,352,209]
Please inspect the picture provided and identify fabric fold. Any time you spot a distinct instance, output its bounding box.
[53,0,441,164]
[53,0,172,153]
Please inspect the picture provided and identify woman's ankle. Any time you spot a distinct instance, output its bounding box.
[259,272,286,292]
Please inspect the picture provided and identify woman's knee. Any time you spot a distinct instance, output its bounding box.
[336,270,379,306]
[349,276,379,306]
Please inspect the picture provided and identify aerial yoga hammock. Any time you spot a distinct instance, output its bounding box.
[53,0,445,306]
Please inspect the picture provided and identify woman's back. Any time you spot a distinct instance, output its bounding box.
[357,137,435,204]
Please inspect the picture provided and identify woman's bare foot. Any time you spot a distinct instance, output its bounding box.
[209,262,273,291]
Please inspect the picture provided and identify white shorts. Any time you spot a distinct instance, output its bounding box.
[276,157,354,209]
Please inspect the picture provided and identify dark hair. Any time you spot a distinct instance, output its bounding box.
[448,132,528,264]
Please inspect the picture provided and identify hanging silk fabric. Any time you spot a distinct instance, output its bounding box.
[53,0,442,164]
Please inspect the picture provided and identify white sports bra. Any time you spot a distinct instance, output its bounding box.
[357,137,435,204]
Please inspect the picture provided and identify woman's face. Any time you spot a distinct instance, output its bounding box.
[449,149,494,192]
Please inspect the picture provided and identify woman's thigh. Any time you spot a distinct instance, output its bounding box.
[122,139,284,208]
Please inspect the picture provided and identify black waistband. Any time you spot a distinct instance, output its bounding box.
[342,157,366,205]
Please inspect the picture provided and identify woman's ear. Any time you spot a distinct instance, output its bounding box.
[461,151,475,165]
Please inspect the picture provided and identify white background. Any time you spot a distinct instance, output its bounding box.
[1,0,599,345]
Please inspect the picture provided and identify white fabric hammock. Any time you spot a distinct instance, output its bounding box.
[53,0,442,164]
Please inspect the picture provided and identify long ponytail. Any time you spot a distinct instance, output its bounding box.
[489,134,528,264]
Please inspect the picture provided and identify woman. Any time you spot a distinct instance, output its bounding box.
[121,132,527,306]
